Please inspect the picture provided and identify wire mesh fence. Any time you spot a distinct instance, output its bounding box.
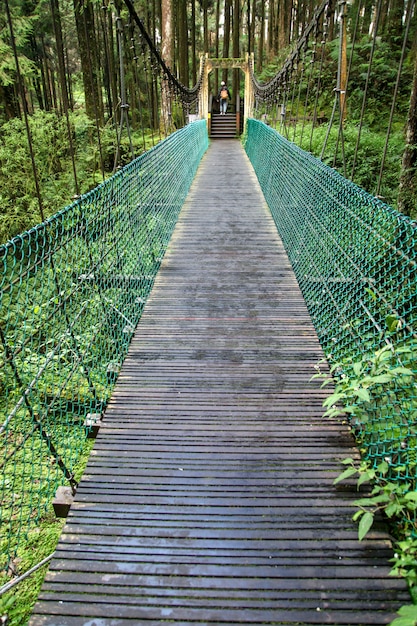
[245,119,417,484]
[0,120,208,574]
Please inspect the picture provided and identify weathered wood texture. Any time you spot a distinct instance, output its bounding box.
[30,141,409,625]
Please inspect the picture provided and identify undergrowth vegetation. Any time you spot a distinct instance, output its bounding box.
[313,322,417,625]
[0,110,156,244]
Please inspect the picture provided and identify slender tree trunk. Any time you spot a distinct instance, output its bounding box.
[30,36,45,110]
[247,0,251,54]
[161,0,173,130]
[0,85,20,119]
[203,0,209,53]
[277,0,286,50]
[100,5,113,121]
[268,0,275,56]
[327,0,336,41]
[178,0,189,86]
[191,0,197,85]
[215,0,221,87]
[257,0,266,72]
[65,46,74,110]
[223,0,231,82]
[40,35,53,110]
[232,0,240,105]
[398,51,417,216]
[50,0,70,114]
[73,0,104,124]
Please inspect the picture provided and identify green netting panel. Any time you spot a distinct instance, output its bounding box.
[245,119,417,481]
[0,120,208,572]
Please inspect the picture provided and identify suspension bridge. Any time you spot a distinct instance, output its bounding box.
[2,0,417,623]
[20,121,411,625]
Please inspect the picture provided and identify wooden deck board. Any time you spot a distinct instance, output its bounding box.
[29,140,409,625]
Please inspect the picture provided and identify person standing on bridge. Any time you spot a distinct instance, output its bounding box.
[218,81,231,115]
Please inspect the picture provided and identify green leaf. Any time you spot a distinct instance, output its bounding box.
[393,367,414,377]
[386,314,401,332]
[371,374,393,384]
[404,492,417,502]
[353,388,371,403]
[357,472,372,488]
[353,362,362,376]
[376,460,389,475]
[333,466,357,484]
[323,392,346,408]
[385,501,402,518]
[390,617,417,626]
[358,511,374,540]
[365,288,377,301]
[390,605,417,626]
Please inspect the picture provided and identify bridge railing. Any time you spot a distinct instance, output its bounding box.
[245,119,417,485]
[0,120,208,573]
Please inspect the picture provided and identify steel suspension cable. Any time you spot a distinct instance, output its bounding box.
[249,0,330,104]
[81,1,106,181]
[332,0,362,171]
[350,0,383,180]
[376,0,416,198]
[5,0,45,222]
[49,0,80,197]
[121,0,205,106]
[309,14,329,152]
[130,35,148,153]
[300,41,317,146]
[113,9,135,173]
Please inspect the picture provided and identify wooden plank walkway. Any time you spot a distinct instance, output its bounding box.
[30,140,409,625]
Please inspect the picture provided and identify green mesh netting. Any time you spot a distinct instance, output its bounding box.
[245,119,417,482]
[0,121,208,571]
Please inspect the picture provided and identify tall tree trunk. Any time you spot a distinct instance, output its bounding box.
[223,0,231,83]
[257,0,266,72]
[29,36,45,110]
[161,0,173,130]
[277,0,286,50]
[398,51,417,216]
[327,0,336,41]
[100,5,114,121]
[215,0,221,87]
[191,0,197,85]
[40,35,53,111]
[0,85,20,119]
[50,0,70,114]
[232,0,240,106]
[178,0,189,86]
[247,0,251,54]
[268,0,275,56]
[203,0,209,53]
[73,0,103,124]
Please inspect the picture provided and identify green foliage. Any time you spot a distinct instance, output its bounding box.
[390,605,417,626]
[332,457,417,540]
[0,516,66,626]
[0,10,36,88]
[294,121,406,209]
[0,110,155,244]
[316,328,417,624]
